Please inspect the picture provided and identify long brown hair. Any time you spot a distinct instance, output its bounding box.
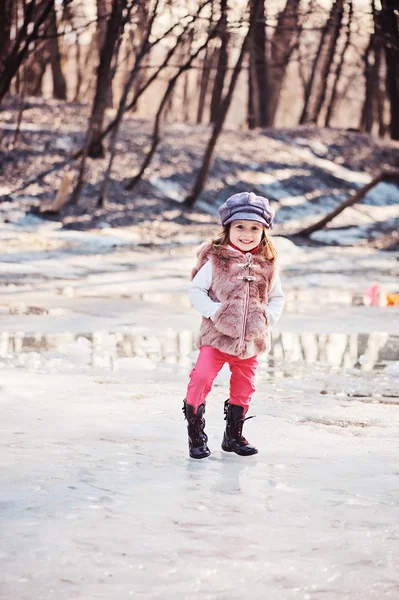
[212,223,278,262]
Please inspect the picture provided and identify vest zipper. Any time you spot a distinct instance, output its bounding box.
[238,281,250,352]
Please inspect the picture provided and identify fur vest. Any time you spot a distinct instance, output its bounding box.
[192,243,277,359]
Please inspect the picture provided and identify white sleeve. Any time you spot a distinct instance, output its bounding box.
[189,260,222,319]
[266,274,285,326]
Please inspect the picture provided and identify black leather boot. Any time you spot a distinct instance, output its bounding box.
[221,400,258,456]
[182,401,211,459]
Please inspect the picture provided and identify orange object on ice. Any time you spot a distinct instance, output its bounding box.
[386,293,399,306]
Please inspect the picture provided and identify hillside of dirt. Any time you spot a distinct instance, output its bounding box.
[1,97,399,249]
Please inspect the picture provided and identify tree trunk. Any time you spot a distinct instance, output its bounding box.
[299,1,344,125]
[185,25,252,207]
[0,0,55,107]
[11,19,187,197]
[359,1,382,134]
[125,25,217,192]
[209,0,229,123]
[307,0,345,124]
[96,0,113,107]
[324,0,353,127]
[87,0,126,158]
[47,4,67,99]
[98,0,159,207]
[359,32,376,133]
[247,0,269,128]
[96,0,108,55]
[74,30,83,101]
[0,0,12,66]
[380,0,399,140]
[25,41,47,96]
[196,46,213,123]
[269,0,300,125]
[247,54,256,129]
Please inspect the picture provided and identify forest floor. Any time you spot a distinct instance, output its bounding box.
[1,96,399,250]
[1,98,399,599]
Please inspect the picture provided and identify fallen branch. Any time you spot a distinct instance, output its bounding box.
[294,170,399,237]
[40,168,73,213]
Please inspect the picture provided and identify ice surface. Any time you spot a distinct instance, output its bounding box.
[1,364,399,600]
[1,222,399,599]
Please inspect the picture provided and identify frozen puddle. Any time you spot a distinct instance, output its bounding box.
[1,330,398,375]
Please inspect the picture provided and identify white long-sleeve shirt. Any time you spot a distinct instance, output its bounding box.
[189,259,285,326]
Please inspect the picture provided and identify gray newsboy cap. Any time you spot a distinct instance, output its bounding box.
[218,192,274,228]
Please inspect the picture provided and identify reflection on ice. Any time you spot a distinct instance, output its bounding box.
[1,330,398,374]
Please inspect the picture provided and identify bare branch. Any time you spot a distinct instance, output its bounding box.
[294,171,399,237]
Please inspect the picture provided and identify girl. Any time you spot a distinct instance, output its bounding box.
[182,191,285,459]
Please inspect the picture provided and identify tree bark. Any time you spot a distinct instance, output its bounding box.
[0,0,55,107]
[269,0,300,125]
[324,0,353,127]
[196,46,213,123]
[380,0,399,140]
[87,0,127,159]
[0,0,12,66]
[11,66,27,149]
[295,171,399,236]
[299,1,344,125]
[209,0,229,123]
[308,0,345,124]
[359,25,376,132]
[24,40,47,96]
[96,0,108,56]
[74,29,83,101]
[247,0,269,128]
[96,0,114,108]
[359,2,382,134]
[47,4,67,99]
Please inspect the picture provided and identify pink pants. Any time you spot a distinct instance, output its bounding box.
[186,346,258,414]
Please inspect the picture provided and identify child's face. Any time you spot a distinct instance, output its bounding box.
[229,220,263,252]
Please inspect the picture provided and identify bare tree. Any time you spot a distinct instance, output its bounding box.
[97,0,160,207]
[0,0,12,67]
[247,0,269,128]
[0,0,56,106]
[96,0,108,57]
[209,0,229,123]
[184,14,254,207]
[313,0,344,123]
[196,45,213,124]
[324,0,353,127]
[87,0,129,159]
[96,0,113,108]
[380,0,399,140]
[300,0,345,125]
[47,4,67,99]
[125,15,217,192]
[24,39,47,96]
[359,1,382,134]
[269,0,300,125]
[70,0,130,204]
[10,24,190,197]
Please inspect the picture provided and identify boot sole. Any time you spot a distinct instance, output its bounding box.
[222,443,258,456]
[189,451,211,459]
